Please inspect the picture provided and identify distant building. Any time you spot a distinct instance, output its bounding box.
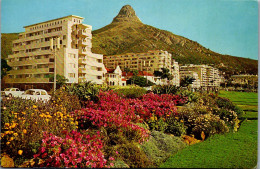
[103,50,180,86]
[180,64,221,89]
[105,65,126,86]
[231,74,258,87]
[5,15,106,90]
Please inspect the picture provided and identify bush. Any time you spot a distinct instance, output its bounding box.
[116,142,152,168]
[141,131,186,166]
[165,115,187,136]
[152,85,179,94]
[113,85,147,98]
[215,97,244,118]
[178,89,200,103]
[33,130,112,168]
[66,82,100,102]
[127,76,155,87]
[1,95,79,163]
[179,107,229,139]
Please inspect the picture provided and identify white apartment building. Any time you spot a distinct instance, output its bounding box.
[5,15,106,90]
[180,64,220,88]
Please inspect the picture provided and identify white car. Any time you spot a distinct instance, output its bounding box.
[1,88,24,97]
[20,89,51,102]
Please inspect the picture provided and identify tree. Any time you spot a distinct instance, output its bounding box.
[154,68,173,80]
[131,69,139,76]
[180,76,195,87]
[124,67,131,78]
[127,76,154,87]
[48,74,68,87]
[1,59,11,79]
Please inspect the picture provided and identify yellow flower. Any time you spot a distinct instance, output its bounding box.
[180,120,184,123]
[150,117,154,121]
[6,142,10,145]
[1,133,5,137]
[5,131,10,135]
[35,122,37,124]
[23,129,27,134]
[4,123,10,127]
[11,123,17,128]
[33,105,37,108]
[13,133,18,137]
[22,112,26,115]
[175,117,179,120]
[9,137,14,141]
[45,119,49,123]
[18,150,23,155]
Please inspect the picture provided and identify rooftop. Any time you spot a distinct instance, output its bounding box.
[24,15,84,28]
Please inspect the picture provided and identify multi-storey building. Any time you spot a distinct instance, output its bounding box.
[103,50,180,86]
[5,15,106,90]
[179,71,201,89]
[180,64,220,88]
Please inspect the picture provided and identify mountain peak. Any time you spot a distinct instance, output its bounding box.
[112,5,142,23]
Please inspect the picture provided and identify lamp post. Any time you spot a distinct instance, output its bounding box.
[50,37,60,92]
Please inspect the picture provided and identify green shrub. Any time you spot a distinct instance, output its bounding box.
[141,131,186,166]
[116,142,152,168]
[128,76,155,87]
[179,107,229,139]
[65,81,100,102]
[178,89,200,103]
[215,97,244,118]
[113,85,147,98]
[147,116,168,132]
[152,85,179,94]
[165,115,187,136]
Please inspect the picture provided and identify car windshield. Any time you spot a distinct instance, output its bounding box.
[4,88,11,91]
[24,90,35,95]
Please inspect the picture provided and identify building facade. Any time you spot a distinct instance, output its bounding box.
[179,71,201,88]
[180,64,220,88]
[103,50,180,86]
[105,65,126,86]
[5,15,106,90]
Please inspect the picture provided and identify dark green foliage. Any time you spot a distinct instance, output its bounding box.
[154,68,173,80]
[47,74,68,87]
[152,85,179,94]
[127,76,154,87]
[1,33,19,59]
[65,82,100,102]
[216,97,244,118]
[1,59,11,79]
[113,86,147,98]
[180,76,195,87]
[165,116,187,136]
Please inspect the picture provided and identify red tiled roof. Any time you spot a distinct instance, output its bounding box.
[105,68,115,73]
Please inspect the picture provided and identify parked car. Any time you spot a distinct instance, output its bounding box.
[1,88,24,97]
[20,89,51,102]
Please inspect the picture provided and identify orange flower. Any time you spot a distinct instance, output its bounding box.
[23,129,27,134]
[18,150,23,155]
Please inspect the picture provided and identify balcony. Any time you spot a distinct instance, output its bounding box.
[78,31,88,37]
[5,77,50,83]
[78,68,86,73]
[8,68,50,75]
[8,58,53,66]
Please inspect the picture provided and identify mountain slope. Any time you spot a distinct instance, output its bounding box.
[92,5,258,76]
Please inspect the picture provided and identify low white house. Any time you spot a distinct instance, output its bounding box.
[105,65,126,86]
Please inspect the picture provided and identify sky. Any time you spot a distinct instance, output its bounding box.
[1,0,259,60]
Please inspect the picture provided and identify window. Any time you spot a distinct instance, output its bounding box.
[41,91,47,95]
[63,35,66,40]
[69,73,75,78]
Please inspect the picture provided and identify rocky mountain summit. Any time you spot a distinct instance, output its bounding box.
[112,5,142,23]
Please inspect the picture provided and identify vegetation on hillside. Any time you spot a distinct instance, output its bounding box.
[1,33,19,59]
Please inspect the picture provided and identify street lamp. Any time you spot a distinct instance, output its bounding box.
[50,37,60,92]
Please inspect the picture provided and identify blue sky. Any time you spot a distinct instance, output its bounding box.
[1,0,258,60]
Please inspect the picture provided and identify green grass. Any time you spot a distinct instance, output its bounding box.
[160,91,258,168]
[219,91,258,118]
[160,120,258,168]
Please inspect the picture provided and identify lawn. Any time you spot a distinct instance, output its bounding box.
[160,90,258,168]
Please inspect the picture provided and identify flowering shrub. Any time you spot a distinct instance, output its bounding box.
[179,107,229,139]
[1,95,78,161]
[152,85,179,94]
[165,115,187,136]
[33,130,112,168]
